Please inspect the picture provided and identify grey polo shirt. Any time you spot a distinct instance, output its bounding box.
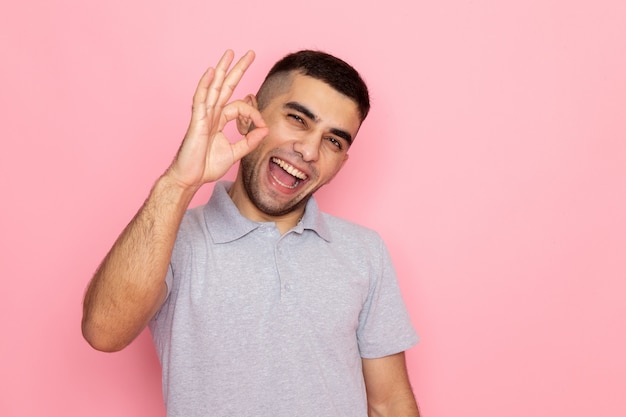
[150,181,418,417]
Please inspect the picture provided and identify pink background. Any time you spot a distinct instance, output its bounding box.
[1,0,625,416]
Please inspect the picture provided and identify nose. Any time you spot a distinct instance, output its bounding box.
[293,133,320,162]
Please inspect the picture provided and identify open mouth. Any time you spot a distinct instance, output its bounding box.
[270,157,308,189]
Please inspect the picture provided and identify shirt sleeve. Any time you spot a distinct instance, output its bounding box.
[356,238,419,358]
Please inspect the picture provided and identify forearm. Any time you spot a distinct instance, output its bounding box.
[82,174,198,351]
[363,353,420,417]
[369,394,420,417]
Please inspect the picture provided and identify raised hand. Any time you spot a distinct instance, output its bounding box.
[167,50,268,190]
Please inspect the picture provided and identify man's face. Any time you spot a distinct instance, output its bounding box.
[238,73,362,218]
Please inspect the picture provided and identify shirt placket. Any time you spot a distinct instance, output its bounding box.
[275,232,297,304]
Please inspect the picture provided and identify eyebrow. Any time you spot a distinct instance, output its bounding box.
[284,101,353,145]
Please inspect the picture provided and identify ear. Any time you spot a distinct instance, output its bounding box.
[237,94,259,135]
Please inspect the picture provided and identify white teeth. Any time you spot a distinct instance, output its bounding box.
[272,157,308,180]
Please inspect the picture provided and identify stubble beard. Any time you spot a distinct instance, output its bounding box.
[239,151,312,217]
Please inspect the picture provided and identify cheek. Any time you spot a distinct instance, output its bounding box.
[320,154,348,180]
[263,123,291,145]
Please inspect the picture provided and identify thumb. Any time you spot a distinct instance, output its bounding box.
[231,126,269,161]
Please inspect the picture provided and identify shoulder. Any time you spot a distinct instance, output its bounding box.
[321,212,385,251]
[179,204,208,234]
[323,212,380,236]
[170,204,211,255]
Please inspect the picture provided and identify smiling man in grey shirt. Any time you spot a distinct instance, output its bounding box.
[82,49,420,416]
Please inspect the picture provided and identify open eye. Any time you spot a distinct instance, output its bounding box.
[326,136,343,150]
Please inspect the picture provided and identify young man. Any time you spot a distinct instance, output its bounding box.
[82,49,420,416]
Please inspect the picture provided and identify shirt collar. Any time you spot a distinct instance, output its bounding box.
[204,181,332,243]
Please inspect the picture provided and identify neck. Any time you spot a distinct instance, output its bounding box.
[227,179,305,235]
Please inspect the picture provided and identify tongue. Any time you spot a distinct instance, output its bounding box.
[270,161,298,187]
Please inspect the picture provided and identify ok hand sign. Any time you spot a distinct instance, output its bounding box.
[167,50,268,190]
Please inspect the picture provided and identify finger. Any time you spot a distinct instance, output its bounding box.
[190,67,215,121]
[205,50,235,111]
[217,100,267,133]
[215,100,268,160]
[215,50,256,108]
[230,125,269,161]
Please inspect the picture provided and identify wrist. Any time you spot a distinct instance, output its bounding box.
[152,172,201,209]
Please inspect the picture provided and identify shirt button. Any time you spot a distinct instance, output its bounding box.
[284,283,292,291]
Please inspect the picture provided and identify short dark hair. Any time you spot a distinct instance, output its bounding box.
[257,50,370,122]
